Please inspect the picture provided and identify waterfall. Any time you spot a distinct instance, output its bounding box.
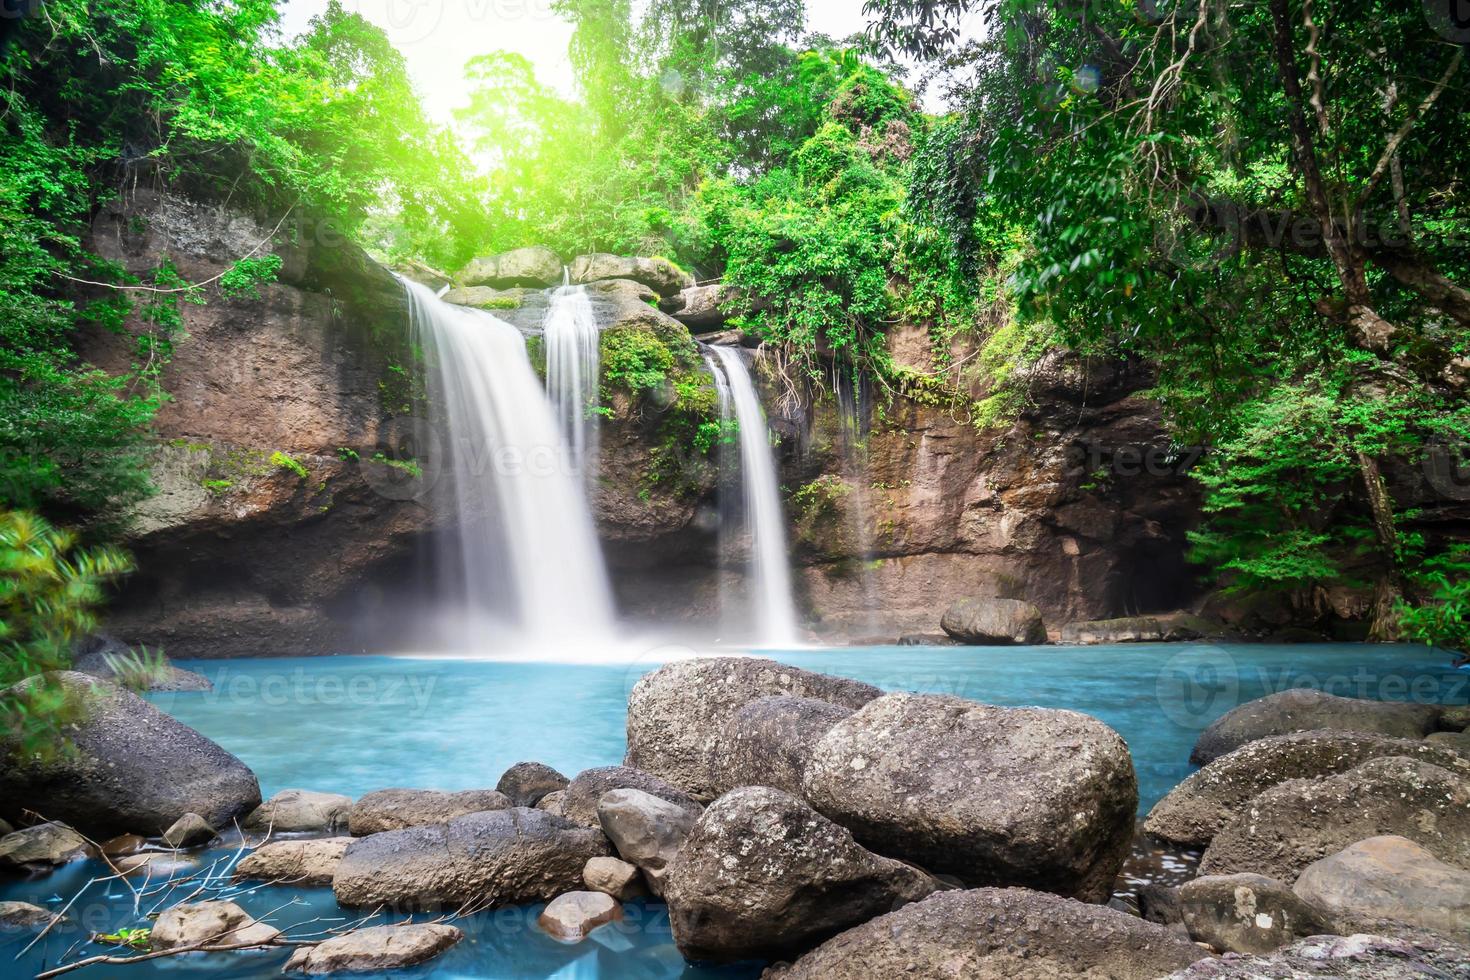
[542,273,601,479]
[403,278,614,649]
[706,345,800,646]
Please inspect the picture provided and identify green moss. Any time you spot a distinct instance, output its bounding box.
[270,450,309,479]
[201,478,234,495]
[479,296,521,310]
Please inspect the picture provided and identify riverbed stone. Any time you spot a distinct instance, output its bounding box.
[0,902,63,932]
[112,852,200,877]
[0,822,92,871]
[150,900,280,950]
[802,693,1138,902]
[665,787,941,963]
[347,788,510,835]
[762,887,1209,979]
[1190,689,1442,765]
[244,789,353,833]
[1162,933,1470,979]
[162,812,218,849]
[332,807,610,909]
[235,837,352,885]
[457,246,562,289]
[1293,835,1470,938]
[1200,756,1470,881]
[625,657,881,801]
[497,762,569,807]
[538,891,623,942]
[560,766,701,828]
[0,672,261,837]
[596,788,698,896]
[1177,873,1332,954]
[1145,730,1470,847]
[570,253,693,296]
[939,596,1046,644]
[582,856,644,899]
[284,923,463,974]
[711,695,854,797]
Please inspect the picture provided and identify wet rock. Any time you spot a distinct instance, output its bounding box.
[457,246,562,289]
[235,837,352,885]
[711,695,854,797]
[560,766,701,828]
[0,822,92,871]
[597,788,698,896]
[570,253,693,296]
[112,852,200,877]
[102,833,148,857]
[1145,730,1470,847]
[347,788,510,835]
[1190,689,1441,765]
[939,597,1046,645]
[332,807,609,910]
[1137,883,1184,925]
[582,856,644,899]
[1177,873,1332,954]
[1163,932,1470,979]
[150,900,280,950]
[162,812,218,849]
[762,887,1208,979]
[0,902,62,932]
[625,657,881,801]
[665,787,940,963]
[802,693,1137,902]
[497,762,569,808]
[284,923,462,974]
[1294,835,1470,938]
[1200,756,1470,881]
[244,789,352,833]
[0,673,261,837]
[538,891,623,942]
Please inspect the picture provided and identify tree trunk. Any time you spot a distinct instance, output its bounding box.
[1356,450,1403,640]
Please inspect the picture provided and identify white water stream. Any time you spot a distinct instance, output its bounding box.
[542,274,601,480]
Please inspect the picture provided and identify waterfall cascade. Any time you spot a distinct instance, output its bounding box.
[542,273,601,479]
[706,345,800,646]
[404,278,614,649]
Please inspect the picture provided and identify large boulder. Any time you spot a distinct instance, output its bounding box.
[235,837,352,886]
[661,283,736,331]
[244,789,352,833]
[0,822,91,871]
[332,807,609,910]
[570,253,693,297]
[1200,756,1470,881]
[0,673,260,837]
[347,788,510,835]
[1177,873,1332,954]
[1163,933,1470,979]
[763,888,1209,980]
[1293,835,1470,938]
[284,923,462,974]
[151,900,280,950]
[625,657,881,801]
[496,762,569,808]
[939,597,1046,645]
[711,695,855,797]
[559,766,701,828]
[665,787,940,963]
[802,693,1137,903]
[456,246,562,289]
[1059,613,1217,645]
[596,788,698,896]
[1190,689,1442,765]
[1145,730,1470,847]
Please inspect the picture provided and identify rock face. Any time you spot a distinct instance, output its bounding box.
[332,807,609,909]
[1190,689,1442,765]
[1177,873,1332,954]
[0,673,260,837]
[1163,933,1470,979]
[235,837,352,885]
[347,788,510,835]
[802,693,1138,903]
[244,789,352,833]
[665,787,940,963]
[559,766,701,828]
[151,900,280,950]
[939,597,1046,644]
[625,658,882,801]
[456,246,562,289]
[1200,756,1470,881]
[1145,730,1470,847]
[712,696,855,797]
[284,923,463,974]
[497,762,569,808]
[1293,836,1470,938]
[597,789,698,896]
[0,823,91,871]
[537,891,623,943]
[570,253,693,296]
[763,888,1209,980]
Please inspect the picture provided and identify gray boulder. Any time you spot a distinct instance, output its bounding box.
[570,253,693,296]
[597,788,698,896]
[1146,730,1470,847]
[559,766,701,828]
[661,283,736,330]
[711,695,854,797]
[802,693,1137,903]
[763,888,1208,980]
[0,672,260,837]
[1190,689,1442,765]
[456,246,562,289]
[284,923,462,974]
[244,789,352,833]
[665,787,940,963]
[939,597,1046,645]
[332,807,609,910]
[1294,835,1470,938]
[537,891,623,943]
[1163,933,1470,979]
[235,837,352,885]
[0,822,91,871]
[1177,873,1332,954]
[1200,756,1470,881]
[162,812,218,849]
[347,788,510,835]
[151,900,280,950]
[496,762,569,808]
[626,657,881,801]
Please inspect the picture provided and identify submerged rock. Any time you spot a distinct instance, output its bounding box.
[712,695,855,797]
[802,693,1137,902]
[597,788,698,896]
[456,246,562,289]
[762,888,1208,980]
[625,657,881,801]
[284,923,463,974]
[1163,933,1470,978]
[347,788,510,835]
[1293,835,1470,938]
[150,900,280,950]
[0,672,261,838]
[0,823,93,871]
[332,807,609,910]
[1177,873,1332,954]
[570,253,693,296]
[235,837,352,886]
[162,812,219,849]
[538,891,623,943]
[497,762,569,808]
[244,789,353,834]
[559,766,701,828]
[939,597,1046,645]
[665,787,940,963]
[1189,689,1441,765]
[0,902,63,932]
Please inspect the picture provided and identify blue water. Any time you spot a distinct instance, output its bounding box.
[3,643,1464,979]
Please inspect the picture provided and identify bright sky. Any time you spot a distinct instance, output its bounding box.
[276,0,983,120]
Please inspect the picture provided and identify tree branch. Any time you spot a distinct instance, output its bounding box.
[1359,47,1463,207]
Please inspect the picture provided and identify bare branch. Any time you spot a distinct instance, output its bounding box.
[1359,47,1463,206]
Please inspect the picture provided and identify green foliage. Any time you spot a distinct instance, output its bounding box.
[219,255,284,300]
[96,927,151,950]
[101,646,170,694]
[601,328,679,394]
[270,451,309,480]
[371,453,422,479]
[1397,548,1470,657]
